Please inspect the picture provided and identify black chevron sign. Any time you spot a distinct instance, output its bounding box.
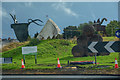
[88,41,120,53]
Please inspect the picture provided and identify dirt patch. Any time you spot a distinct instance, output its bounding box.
[2,68,120,75]
[2,41,29,52]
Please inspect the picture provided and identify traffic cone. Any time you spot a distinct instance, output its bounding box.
[57,58,62,68]
[115,58,119,68]
[21,59,25,69]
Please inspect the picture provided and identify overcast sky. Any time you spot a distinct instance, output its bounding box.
[1,2,118,39]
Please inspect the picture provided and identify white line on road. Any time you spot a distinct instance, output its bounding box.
[2,75,119,79]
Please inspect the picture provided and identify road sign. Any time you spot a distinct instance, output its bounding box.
[22,46,37,55]
[22,46,37,64]
[115,30,120,38]
[0,57,12,64]
[88,41,120,53]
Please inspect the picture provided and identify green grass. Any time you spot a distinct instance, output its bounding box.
[2,38,120,70]
[2,39,75,69]
[103,37,118,41]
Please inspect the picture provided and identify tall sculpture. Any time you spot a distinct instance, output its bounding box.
[37,18,60,40]
[11,23,29,42]
[72,24,102,57]
[72,23,110,57]
[93,18,107,36]
[10,14,43,42]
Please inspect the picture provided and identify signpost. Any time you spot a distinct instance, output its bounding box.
[22,46,37,64]
[0,57,12,64]
[115,29,120,67]
[88,41,120,66]
[88,41,120,53]
[87,29,120,66]
[115,30,120,38]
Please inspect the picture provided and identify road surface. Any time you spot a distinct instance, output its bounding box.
[2,74,120,80]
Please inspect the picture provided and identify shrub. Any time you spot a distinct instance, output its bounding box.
[28,38,40,46]
[60,40,70,46]
[27,35,31,41]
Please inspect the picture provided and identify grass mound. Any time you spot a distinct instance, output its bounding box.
[2,39,75,69]
[2,37,119,70]
[2,39,74,58]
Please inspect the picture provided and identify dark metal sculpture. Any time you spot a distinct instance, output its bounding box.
[9,13,18,24]
[93,18,107,36]
[10,14,43,42]
[11,23,29,42]
[72,24,110,57]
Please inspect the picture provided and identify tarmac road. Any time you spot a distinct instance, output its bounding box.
[1,74,120,80]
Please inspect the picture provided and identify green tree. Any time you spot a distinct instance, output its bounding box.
[106,20,120,36]
[63,26,80,39]
[63,21,94,39]
[78,21,94,35]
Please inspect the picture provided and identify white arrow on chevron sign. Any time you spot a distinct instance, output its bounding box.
[104,41,115,53]
[88,42,98,53]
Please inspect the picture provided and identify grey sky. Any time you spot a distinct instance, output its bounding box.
[1,2,118,39]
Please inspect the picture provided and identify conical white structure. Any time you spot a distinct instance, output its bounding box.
[37,18,60,40]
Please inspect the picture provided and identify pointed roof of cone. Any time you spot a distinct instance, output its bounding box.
[48,18,60,33]
[37,18,60,40]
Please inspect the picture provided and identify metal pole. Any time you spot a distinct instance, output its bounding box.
[67,60,70,66]
[23,55,25,64]
[35,55,37,64]
[66,31,67,39]
[118,38,120,66]
[112,28,113,36]
[116,37,120,67]
[95,53,97,66]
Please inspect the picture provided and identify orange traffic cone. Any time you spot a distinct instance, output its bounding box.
[21,59,25,69]
[57,58,62,68]
[115,58,119,68]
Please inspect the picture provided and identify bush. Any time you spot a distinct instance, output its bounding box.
[28,38,40,46]
[27,35,31,41]
[60,40,70,46]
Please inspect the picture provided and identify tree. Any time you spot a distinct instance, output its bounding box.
[106,20,120,36]
[62,21,94,39]
[63,26,80,39]
[78,21,94,35]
